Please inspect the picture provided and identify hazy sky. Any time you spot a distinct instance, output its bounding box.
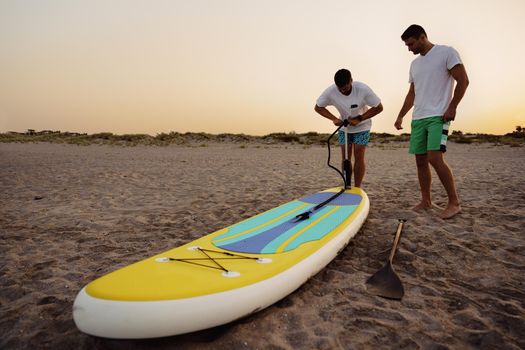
[1,0,524,136]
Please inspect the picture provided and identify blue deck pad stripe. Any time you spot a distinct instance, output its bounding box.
[217,205,335,254]
[299,192,362,206]
[215,204,358,254]
[213,201,315,244]
[212,190,364,254]
[283,205,356,252]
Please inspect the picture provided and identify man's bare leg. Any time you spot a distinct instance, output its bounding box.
[353,144,366,188]
[428,151,461,219]
[414,154,433,210]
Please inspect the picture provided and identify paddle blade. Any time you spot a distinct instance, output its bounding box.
[366,261,404,300]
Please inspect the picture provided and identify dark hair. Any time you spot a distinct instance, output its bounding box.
[401,24,427,40]
[334,69,352,88]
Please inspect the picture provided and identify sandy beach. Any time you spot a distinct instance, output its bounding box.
[1,141,524,349]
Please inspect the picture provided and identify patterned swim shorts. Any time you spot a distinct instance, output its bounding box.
[338,130,370,146]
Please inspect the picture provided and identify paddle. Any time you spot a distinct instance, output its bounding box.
[366,219,407,300]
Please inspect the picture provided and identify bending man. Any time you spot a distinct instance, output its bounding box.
[315,69,383,188]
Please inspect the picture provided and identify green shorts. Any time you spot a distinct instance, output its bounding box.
[409,116,450,155]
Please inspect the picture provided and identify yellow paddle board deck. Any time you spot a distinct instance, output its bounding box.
[73,186,369,338]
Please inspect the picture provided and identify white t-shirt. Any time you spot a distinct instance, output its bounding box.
[316,81,381,133]
[409,45,462,120]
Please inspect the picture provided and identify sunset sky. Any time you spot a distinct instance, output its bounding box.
[1,0,524,136]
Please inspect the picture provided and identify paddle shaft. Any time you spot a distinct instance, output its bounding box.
[388,220,406,263]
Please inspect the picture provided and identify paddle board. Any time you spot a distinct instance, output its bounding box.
[73,186,369,339]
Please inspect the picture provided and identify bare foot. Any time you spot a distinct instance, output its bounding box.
[439,204,461,219]
[412,202,433,211]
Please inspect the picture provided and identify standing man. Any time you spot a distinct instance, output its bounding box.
[395,24,469,219]
[315,68,383,188]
